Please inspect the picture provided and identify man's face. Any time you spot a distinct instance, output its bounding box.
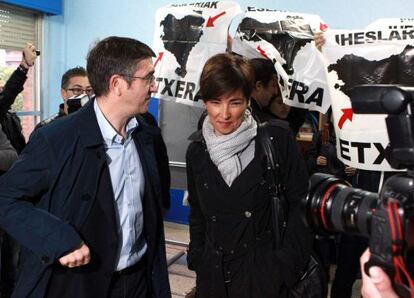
[270,96,291,119]
[121,57,158,115]
[61,75,92,110]
[61,76,92,114]
[256,74,279,108]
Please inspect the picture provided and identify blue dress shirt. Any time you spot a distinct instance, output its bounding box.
[94,100,147,271]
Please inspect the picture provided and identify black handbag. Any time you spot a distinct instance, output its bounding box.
[257,122,327,298]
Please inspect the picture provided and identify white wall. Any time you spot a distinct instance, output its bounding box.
[41,0,414,117]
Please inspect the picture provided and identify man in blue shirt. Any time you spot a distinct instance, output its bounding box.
[0,36,170,298]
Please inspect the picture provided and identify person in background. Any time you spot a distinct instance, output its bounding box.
[0,43,37,298]
[186,53,312,297]
[248,58,307,135]
[249,58,280,122]
[35,66,93,128]
[0,125,18,297]
[0,123,17,174]
[306,108,356,181]
[266,99,307,136]
[267,96,291,121]
[0,43,38,154]
[0,36,170,298]
[59,66,93,114]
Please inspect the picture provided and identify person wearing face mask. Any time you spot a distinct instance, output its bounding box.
[186,53,312,297]
[35,67,93,129]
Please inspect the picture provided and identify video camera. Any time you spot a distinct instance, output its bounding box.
[304,85,414,297]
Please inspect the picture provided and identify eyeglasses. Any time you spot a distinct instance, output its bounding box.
[121,74,156,86]
[66,87,94,96]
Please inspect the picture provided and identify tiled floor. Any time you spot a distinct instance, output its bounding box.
[163,222,362,298]
[164,222,195,298]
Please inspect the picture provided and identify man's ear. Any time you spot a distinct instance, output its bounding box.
[109,74,123,96]
[255,80,264,90]
[61,88,67,100]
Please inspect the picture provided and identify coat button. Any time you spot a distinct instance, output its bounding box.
[244,211,252,218]
[203,182,209,189]
[41,256,50,264]
[211,216,216,222]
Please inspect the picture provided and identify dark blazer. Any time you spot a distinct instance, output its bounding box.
[186,120,312,297]
[140,112,171,210]
[0,100,170,297]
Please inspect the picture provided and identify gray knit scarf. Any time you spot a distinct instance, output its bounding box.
[202,110,257,186]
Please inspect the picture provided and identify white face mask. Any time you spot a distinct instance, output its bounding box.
[66,94,91,114]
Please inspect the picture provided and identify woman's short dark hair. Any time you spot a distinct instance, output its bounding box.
[199,53,254,102]
[87,36,155,97]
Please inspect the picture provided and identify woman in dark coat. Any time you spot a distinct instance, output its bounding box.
[186,53,313,297]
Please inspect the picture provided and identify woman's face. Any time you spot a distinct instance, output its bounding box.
[270,96,291,119]
[205,89,248,136]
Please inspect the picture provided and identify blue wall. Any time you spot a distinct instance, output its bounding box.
[41,0,414,117]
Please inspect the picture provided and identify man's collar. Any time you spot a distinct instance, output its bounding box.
[94,100,139,145]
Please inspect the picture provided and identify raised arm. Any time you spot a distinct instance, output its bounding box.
[0,43,38,114]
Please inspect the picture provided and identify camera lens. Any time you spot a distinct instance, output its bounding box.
[304,173,378,237]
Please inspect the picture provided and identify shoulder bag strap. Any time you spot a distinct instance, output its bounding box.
[257,122,288,250]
